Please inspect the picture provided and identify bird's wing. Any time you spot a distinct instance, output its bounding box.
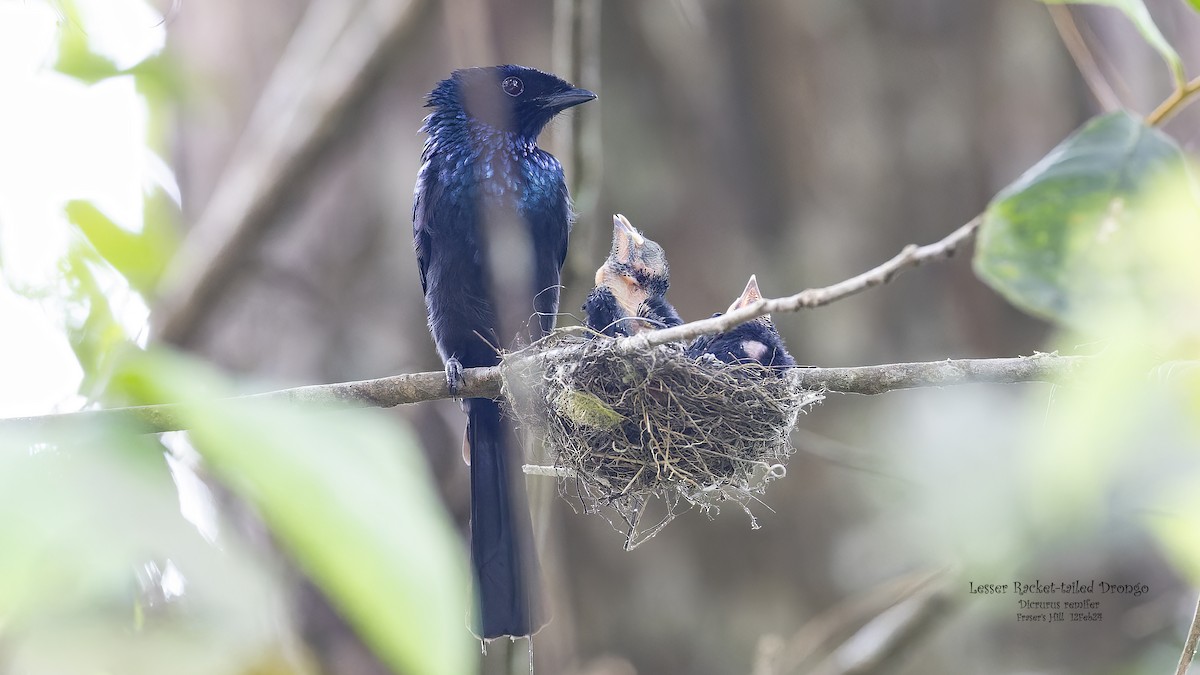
[524,176,572,335]
[413,164,439,296]
[643,295,684,328]
[583,286,626,337]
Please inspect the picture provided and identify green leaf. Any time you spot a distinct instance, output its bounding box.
[973,112,1197,333]
[52,2,122,84]
[128,55,187,151]
[1149,480,1200,584]
[66,200,177,297]
[1186,0,1200,14]
[112,350,477,675]
[59,243,129,398]
[1041,0,1185,86]
[0,427,307,675]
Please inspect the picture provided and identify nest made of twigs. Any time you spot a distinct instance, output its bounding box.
[501,333,822,548]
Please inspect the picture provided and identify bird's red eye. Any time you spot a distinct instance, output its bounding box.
[501,76,524,97]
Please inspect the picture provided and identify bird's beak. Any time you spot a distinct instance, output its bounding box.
[542,87,596,111]
[614,214,645,245]
[728,274,764,313]
[610,214,645,265]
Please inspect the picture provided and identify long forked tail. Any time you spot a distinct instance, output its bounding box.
[466,397,544,639]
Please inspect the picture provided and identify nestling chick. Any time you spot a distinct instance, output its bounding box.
[583,214,683,337]
[685,275,796,373]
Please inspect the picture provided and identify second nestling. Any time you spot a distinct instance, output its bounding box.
[685,275,796,374]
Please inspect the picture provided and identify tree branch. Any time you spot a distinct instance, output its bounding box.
[1,354,1084,436]
[155,0,427,344]
[791,354,1084,396]
[754,568,956,675]
[9,210,1099,437]
[1176,591,1200,675]
[1047,4,1122,113]
[623,215,982,351]
[1148,75,1200,128]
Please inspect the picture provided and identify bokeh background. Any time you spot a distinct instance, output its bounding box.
[4,0,1200,673]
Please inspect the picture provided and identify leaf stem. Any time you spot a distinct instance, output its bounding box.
[1147,76,1200,127]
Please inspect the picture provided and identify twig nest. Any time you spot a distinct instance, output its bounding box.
[501,334,822,548]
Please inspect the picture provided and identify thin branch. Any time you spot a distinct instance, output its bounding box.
[808,574,956,675]
[770,569,952,674]
[523,465,577,478]
[1,355,1085,436]
[155,0,427,344]
[791,354,1085,396]
[1043,4,1198,127]
[624,216,982,351]
[1176,591,1200,675]
[1148,76,1200,128]
[2,367,499,437]
[1047,4,1122,113]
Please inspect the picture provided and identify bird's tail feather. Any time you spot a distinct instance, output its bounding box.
[466,397,544,639]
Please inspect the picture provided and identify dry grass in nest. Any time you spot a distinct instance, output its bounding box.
[501,333,822,549]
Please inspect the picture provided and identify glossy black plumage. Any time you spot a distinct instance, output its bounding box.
[413,65,594,639]
[686,275,795,373]
[583,214,682,337]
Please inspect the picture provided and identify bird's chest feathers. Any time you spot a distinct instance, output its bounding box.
[430,130,562,222]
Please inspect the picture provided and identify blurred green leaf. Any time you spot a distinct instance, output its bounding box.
[130,55,186,151]
[1040,0,1185,85]
[1022,342,1159,525]
[128,54,184,100]
[52,2,122,84]
[1186,0,1200,14]
[1149,478,1200,584]
[1016,175,1200,553]
[66,199,177,297]
[60,243,128,398]
[0,427,308,675]
[974,112,1196,334]
[113,350,477,675]
[978,120,1200,548]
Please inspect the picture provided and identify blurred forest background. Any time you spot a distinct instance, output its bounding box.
[4,0,1200,673]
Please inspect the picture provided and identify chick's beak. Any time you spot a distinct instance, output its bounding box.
[610,214,645,265]
[615,214,645,245]
[728,274,764,313]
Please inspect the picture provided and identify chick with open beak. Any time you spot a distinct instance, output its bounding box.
[583,214,683,337]
[685,275,795,372]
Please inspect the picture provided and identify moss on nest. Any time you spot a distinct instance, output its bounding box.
[501,333,822,549]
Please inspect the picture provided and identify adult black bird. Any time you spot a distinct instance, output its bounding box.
[413,65,594,640]
[583,214,683,337]
[686,275,796,372]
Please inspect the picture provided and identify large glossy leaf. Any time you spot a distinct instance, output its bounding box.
[974,112,1196,333]
[112,350,477,675]
[1041,0,1184,84]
